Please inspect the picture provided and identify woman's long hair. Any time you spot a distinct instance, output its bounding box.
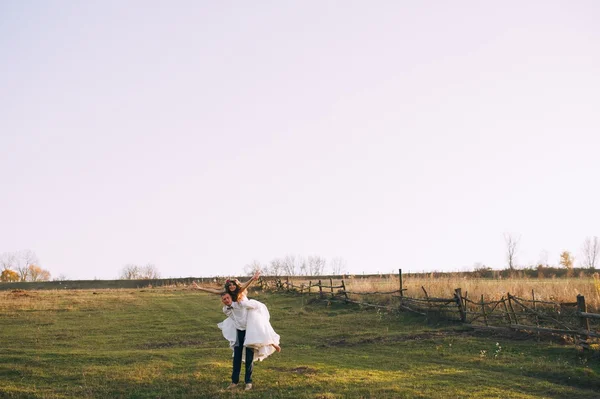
[224,279,242,301]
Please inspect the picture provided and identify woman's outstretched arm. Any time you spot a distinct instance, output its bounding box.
[238,271,261,295]
[191,281,224,295]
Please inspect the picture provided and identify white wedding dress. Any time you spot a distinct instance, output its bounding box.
[218,298,280,362]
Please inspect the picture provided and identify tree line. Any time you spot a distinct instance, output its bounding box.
[502,234,599,271]
[242,255,348,277]
[116,256,346,281]
[0,250,51,282]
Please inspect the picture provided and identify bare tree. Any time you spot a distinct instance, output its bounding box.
[267,258,283,276]
[244,260,263,276]
[298,256,307,276]
[140,263,160,279]
[0,252,16,271]
[282,254,299,276]
[120,263,161,279]
[581,236,599,269]
[307,255,327,276]
[299,258,308,276]
[330,257,347,275]
[504,233,520,270]
[120,264,141,279]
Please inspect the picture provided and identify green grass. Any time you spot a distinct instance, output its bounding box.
[0,288,599,398]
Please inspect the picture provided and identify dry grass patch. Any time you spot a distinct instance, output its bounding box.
[340,275,600,312]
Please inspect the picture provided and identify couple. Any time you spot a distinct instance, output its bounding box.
[192,272,281,391]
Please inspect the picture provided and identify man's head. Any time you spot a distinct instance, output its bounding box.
[221,292,233,306]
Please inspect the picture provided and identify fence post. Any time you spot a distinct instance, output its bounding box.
[454,288,466,322]
[532,289,539,327]
[330,278,334,297]
[422,286,430,315]
[399,269,403,297]
[507,293,519,324]
[286,276,290,291]
[481,294,488,326]
[341,279,349,302]
[308,281,312,296]
[318,279,323,298]
[501,296,512,324]
[577,294,590,331]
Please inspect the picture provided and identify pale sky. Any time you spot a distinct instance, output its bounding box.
[1,1,599,280]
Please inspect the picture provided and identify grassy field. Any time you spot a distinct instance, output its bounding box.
[1,287,599,398]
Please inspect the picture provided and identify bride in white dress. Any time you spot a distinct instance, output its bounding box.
[191,272,281,362]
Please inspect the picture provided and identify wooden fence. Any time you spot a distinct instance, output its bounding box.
[266,270,600,346]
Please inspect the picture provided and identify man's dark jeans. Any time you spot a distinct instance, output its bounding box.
[232,329,254,384]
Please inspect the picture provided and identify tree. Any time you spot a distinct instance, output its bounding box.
[0,252,16,271]
[1,250,45,281]
[119,263,160,279]
[120,264,140,279]
[0,269,19,282]
[559,251,574,269]
[307,255,326,276]
[581,236,599,269]
[267,258,283,276]
[330,257,347,275]
[504,233,520,270]
[244,260,264,276]
[140,264,160,279]
[299,258,308,276]
[27,265,51,281]
[282,255,299,276]
[15,250,39,281]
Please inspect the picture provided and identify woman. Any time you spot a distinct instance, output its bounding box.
[191,272,281,360]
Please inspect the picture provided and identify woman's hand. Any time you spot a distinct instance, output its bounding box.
[191,281,199,289]
[252,271,261,281]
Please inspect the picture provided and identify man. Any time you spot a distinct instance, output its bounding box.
[221,292,254,391]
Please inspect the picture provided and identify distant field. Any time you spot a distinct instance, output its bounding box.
[1,287,599,398]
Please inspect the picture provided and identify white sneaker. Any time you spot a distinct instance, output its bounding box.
[245,383,253,391]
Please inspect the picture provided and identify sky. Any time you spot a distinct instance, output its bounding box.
[1,1,599,280]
